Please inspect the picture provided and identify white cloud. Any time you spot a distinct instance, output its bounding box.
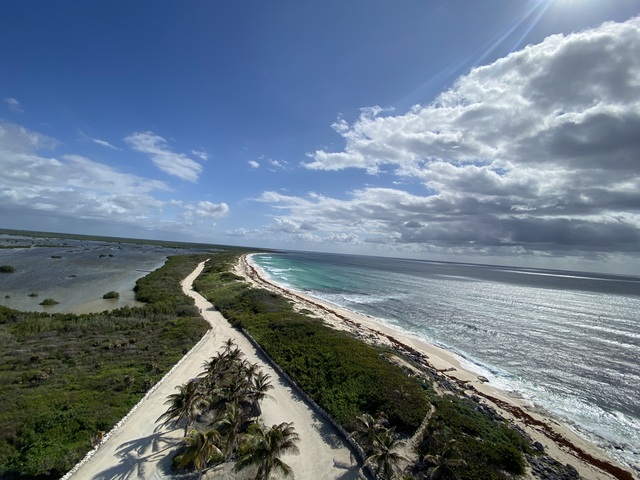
[191,149,210,161]
[0,120,234,240]
[193,200,229,219]
[124,131,203,182]
[0,121,169,227]
[4,97,23,113]
[268,18,640,260]
[248,160,260,169]
[92,138,118,150]
[269,159,287,169]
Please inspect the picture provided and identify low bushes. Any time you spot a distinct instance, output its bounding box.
[195,256,430,435]
[0,253,212,479]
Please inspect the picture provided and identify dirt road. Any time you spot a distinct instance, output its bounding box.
[66,261,362,480]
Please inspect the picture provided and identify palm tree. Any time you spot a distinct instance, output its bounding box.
[242,360,261,383]
[234,422,301,480]
[352,413,386,454]
[175,429,223,479]
[215,402,244,459]
[222,337,236,354]
[423,440,467,480]
[251,371,274,403]
[366,429,407,480]
[156,380,205,436]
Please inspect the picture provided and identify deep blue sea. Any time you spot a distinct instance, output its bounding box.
[252,251,640,471]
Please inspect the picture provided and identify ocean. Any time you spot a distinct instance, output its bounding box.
[251,251,640,472]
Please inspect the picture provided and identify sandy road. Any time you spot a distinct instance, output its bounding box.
[67,261,363,480]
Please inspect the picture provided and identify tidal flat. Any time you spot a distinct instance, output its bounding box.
[0,232,206,313]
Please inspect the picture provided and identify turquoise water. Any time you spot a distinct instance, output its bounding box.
[252,251,640,472]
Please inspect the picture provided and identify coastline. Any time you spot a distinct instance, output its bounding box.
[237,253,637,480]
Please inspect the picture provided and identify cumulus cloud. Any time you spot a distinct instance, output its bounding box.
[0,121,168,226]
[0,120,228,237]
[4,97,23,113]
[124,131,203,182]
[248,160,260,169]
[271,17,640,258]
[193,200,229,219]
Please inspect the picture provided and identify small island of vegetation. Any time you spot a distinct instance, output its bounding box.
[39,298,60,306]
[102,291,120,299]
[0,265,16,273]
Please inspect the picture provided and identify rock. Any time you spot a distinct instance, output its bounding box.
[564,464,579,478]
[534,441,545,452]
[477,375,489,383]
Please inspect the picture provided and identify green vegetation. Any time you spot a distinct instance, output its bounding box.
[27,292,38,297]
[414,395,529,479]
[39,298,60,306]
[234,422,301,479]
[0,265,16,273]
[195,253,430,435]
[0,253,211,479]
[163,340,300,478]
[353,413,406,479]
[196,253,532,479]
[102,291,120,299]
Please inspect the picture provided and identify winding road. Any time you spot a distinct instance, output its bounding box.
[67,261,363,480]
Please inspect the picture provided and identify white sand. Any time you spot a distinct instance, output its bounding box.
[239,254,638,480]
[67,261,364,480]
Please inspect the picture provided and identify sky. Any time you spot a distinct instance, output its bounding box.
[2,0,640,274]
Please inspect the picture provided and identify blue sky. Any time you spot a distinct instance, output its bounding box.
[2,1,640,273]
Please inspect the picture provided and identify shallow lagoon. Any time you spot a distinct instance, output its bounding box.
[0,234,201,314]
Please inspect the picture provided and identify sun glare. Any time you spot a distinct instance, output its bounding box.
[554,0,594,7]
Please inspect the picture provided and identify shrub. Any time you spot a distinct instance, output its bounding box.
[0,265,16,273]
[39,298,60,306]
[102,291,120,299]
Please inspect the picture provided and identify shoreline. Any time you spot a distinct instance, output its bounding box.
[238,253,637,480]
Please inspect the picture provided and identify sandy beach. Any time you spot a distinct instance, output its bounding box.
[237,253,637,480]
[66,261,363,480]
